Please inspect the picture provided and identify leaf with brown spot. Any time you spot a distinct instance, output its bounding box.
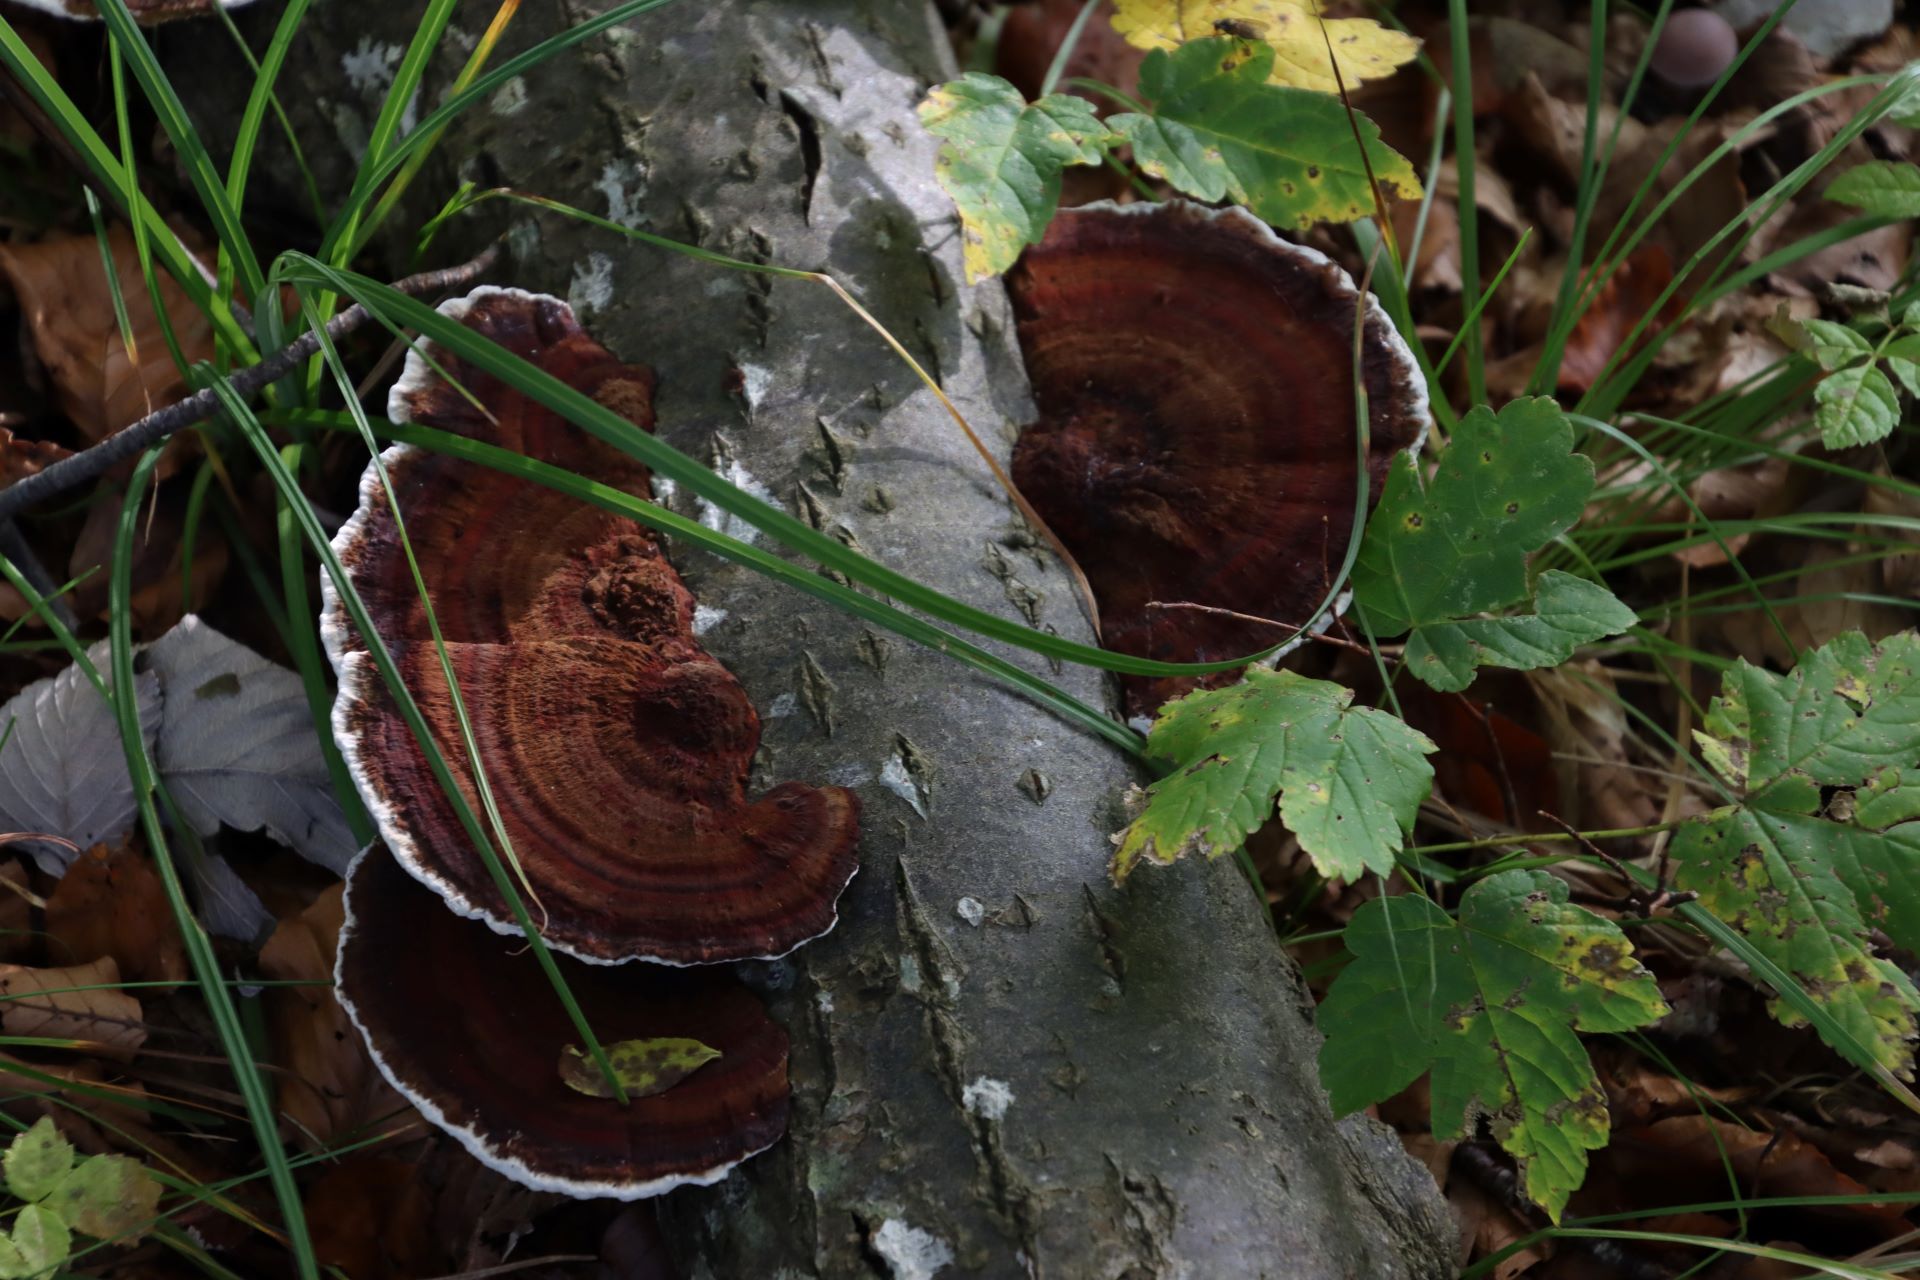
[558,1037,722,1100]
[1318,870,1667,1220]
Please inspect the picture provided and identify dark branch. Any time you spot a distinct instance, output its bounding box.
[0,244,500,532]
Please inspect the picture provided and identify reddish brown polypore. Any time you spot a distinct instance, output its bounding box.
[1008,201,1429,714]
[323,287,860,965]
[336,845,789,1197]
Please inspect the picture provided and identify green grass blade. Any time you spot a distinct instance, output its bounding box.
[214,381,629,1100]
[314,0,682,262]
[271,406,1141,757]
[104,451,319,1279]
[278,256,1314,682]
[93,0,266,301]
[0,17,254,360]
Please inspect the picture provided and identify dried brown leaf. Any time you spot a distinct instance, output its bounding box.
[0,956,146,1056]
[45,842,188,986]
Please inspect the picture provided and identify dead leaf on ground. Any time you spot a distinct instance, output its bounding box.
[1559,245,1685,392]
[0,225,214,446]
[304,1156,443,1280]
[257,884,415,1149]
[45,841,188,986]
[64,478,228,633]
[0,955,146,1056]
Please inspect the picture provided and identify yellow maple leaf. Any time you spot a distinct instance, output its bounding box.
[1111,0,1420,94]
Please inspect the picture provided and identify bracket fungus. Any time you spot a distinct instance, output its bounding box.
[336,846,789,1198]
[323,287,861,966]
[1007,201,1429,713]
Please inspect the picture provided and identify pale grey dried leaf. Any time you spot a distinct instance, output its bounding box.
[146,617,355,872]
[0,643,157,875]
[188,849,276,944]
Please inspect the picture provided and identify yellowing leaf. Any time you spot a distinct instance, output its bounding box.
[918,74,1111,282]
[558,1037,722,1100]
[1318,871,1668,1221]
[1112,668,1435,883]
[1109,39,1420,232]
[1111,0,1420,93]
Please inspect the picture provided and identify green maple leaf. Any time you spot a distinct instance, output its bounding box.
[1675,630,1920,1075]
[1111,667,1435,883]
[2,1121,71,1205]
[1318,870,1668,1221]
[1109,37,1420,231]
[919,74,1110,283]
[1351,397,1635,691]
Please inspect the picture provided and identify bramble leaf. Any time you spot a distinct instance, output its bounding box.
[1318,870,1668,1221]
[1827,160,1920,220]
[1111,667,1435,883]
[2,1121,71,1205]
[558,1037,722,1100]
[1814,362,1900,448]
[7,1205,66,1279]
[1110,0,1421,93]
[42,1154,161,1241]
[1352,397,1634,690]
[918,74,1111,283]
[1403,572,1639,694]
[1108,38,1419,231]
[1676,631,1920,1075]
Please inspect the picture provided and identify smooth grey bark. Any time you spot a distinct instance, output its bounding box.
[178,4,1453,1276]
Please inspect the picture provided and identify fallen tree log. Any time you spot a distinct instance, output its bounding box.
[177,3,1454,1274]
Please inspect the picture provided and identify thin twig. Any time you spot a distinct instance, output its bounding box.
[1141,599,1387,657]
[0,244,502,531]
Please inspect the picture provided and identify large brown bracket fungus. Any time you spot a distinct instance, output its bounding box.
[1008,201,1430,714]
[322,287,861,968]
[336,846,790,1198]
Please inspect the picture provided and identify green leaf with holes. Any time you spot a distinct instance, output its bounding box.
[1675,630,1920,1076]
[559,1037,722,1100]
[1108,37,1419,231]
[1111,667,1435,883]
[919,74,1112,283]
[1318,870,1668,1221]
[1351,397,1633,690]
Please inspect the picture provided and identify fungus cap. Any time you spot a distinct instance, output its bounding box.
[335,845,790,1198]
[323,288,860,966]
[1007,200,1429,713]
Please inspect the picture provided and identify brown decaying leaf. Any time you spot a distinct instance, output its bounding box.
[0,225,213,445]
[304,1156,443,1280]
[62,475,228,633]
[45,842,188,986]
[256,884,416,1150]
[0,955,145,1056]
[1557,245,1685,393]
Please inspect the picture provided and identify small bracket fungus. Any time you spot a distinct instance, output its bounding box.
[1007,201,1429,713]
[7,0,256,20]
[336,846,789,1198]
[323,287,860,965]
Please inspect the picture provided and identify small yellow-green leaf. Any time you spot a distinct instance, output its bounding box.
[2,1121,71,1205]
[1111,0,1420,93]
[42,1155,161,1241]
[918,74,1111,282]
[558,1037,722,1100]
[1318,870,1668,1221]
[1112,667,1435,883]
[7,1205,68,1279]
